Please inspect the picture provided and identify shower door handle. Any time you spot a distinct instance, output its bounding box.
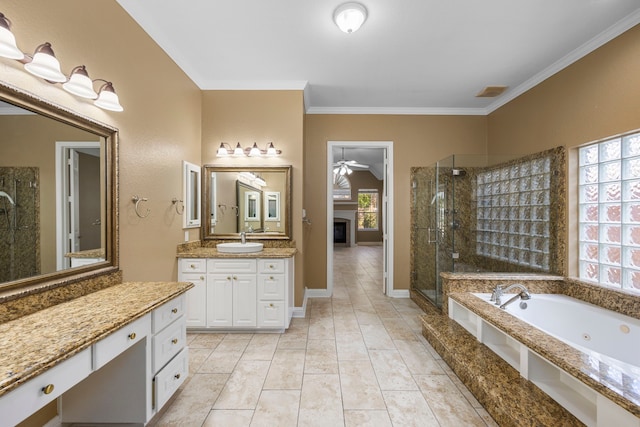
[428,228,437,243]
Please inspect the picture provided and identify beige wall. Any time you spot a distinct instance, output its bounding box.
[488,24,640,156]
[304,115,487,291]
[1,1,202,287]
[201,90,305,305]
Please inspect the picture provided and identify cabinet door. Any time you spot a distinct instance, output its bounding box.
[207,274,233,327]
[233,274,257,327]
[180,273,207,328]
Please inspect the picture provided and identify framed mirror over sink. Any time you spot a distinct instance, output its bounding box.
[0,80,118,293]
[203,166,291,240]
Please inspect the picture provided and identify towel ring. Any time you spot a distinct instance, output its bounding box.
[172,198,184,215]
[132,195,150,218]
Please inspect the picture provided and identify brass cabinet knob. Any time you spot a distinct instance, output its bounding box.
[269,303,274,308]
[171,338,178,344]
[233,276,237,280]
[128,332,136,340]
[171,308,178,314]
[42,384,55,395]
[269,264,274,269]
[174,373,181,380]
[269,276,274,280]
[190,264,196,269]
[200,276,205,280]
[227,276,231,281]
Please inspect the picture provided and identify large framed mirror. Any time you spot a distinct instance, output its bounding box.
[0,81,118,293]
[203,166,291,240]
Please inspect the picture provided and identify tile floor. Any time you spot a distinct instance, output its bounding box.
[153,246,498,426]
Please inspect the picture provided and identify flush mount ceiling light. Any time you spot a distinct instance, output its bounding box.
[0,11,124,112]
[476,86,508,98]
[333,2,368,34]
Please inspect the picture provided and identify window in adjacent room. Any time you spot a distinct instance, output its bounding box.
[357,190,379,230]
[578,130,640,293]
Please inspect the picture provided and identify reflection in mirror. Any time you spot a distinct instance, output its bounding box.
[0,82,118,292]
[183,161,201,228]
[203,166,291,240]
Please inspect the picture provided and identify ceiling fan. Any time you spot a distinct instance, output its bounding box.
[333,148,369,178]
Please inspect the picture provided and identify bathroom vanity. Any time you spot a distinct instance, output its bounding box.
[178,247,296,331]
[0,281,192,427]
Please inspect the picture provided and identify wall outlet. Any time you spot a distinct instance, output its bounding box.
[184,231,189,242]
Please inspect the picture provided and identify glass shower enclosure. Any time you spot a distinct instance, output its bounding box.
[411,154,520,308]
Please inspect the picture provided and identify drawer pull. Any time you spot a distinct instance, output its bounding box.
[269,264,274,269]
[42,384,55,395]
[174,373,181,380]
[233,276,237,280]
[190,264,196,269]
[172,338,179,344]
[200,276,205,280]
[227,276,231,281]
[128,332,137,340]
[270,276,274,280]
[171,308,178,314]
[269,303,274,308]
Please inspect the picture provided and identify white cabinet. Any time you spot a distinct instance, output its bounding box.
[179,256,294,331]
[179,259,207,327]
[208,258,257,328]
[60,295,187,426]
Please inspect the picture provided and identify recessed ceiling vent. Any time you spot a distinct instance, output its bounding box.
[476,86,508,97]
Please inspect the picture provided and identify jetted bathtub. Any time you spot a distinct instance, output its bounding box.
[448,292,640,427]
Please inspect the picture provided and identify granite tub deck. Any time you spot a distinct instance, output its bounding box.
[0,281,193,398]
[420,312,583,426]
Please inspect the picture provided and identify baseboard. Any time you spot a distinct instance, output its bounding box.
[387,289,410,298]
[305,287,332,298]
[356,241,383,246]
[291,289,308,318]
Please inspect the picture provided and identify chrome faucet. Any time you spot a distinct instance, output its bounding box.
[498,284,531,309]
[240,231,246,244]
[490,285,503,304]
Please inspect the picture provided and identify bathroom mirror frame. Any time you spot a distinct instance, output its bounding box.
[0,80,119,293]
[203,165,292,240]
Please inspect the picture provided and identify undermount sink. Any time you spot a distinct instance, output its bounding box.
[216,242,264,253]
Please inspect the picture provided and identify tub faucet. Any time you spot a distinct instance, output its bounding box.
[498,284,531,309]
[240,231,246,244]
[490,285,503,304]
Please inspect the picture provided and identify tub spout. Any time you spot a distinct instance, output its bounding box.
[499,284,531,309]
[240,231,246,244]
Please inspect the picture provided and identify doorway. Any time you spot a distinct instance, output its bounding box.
[326,141,394,297]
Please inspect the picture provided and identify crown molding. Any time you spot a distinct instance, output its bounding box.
[305,106,488,116]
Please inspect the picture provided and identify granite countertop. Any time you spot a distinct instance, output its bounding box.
[449,292,640,418]
[0,281,193,398]
[64,248,105,258]
[177,247,297,259]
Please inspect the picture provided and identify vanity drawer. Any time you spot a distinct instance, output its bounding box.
[180,258,206,273]
[257,274,285,300]
[153,318,186,373]
[153,294,186,333]
[155,347,189,410]
[208,258,257,273]
[0,347,91,427]
[257,301,285,328]
[258,259,285,274]
[93,314,151,370]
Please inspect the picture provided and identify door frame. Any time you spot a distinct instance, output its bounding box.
[55,141,101,270]
[326,141,396,297]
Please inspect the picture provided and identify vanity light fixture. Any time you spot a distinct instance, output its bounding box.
[0,11,123,112]
[23,42,67,82]
[0,13,24,60]
[62,65,99,99]
[333,2,368,34]
[216,141,282,157]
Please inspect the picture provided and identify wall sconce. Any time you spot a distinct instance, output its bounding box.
[217,142,282,157]
[0,12,123,112]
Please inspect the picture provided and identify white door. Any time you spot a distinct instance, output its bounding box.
[68,149,80,253]
[233,274,257,327]
[207,274,233,327]
[181,273,206,327]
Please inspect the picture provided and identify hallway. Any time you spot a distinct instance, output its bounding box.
[154,246,496,426]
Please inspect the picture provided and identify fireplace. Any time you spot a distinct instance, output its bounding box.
[334,218,350,246]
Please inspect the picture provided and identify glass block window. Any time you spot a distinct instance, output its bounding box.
[578,131,640,292]
[476,157,551,269]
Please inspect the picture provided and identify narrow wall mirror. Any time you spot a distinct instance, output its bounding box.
[183,160,201,228]
[0,81,118,292]
[203,166,291,240]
